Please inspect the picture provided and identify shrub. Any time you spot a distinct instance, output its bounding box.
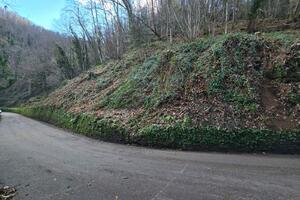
[7,107,300,153]
[9,107,128,143]
[196,34,263,111]
[138,125,300,153]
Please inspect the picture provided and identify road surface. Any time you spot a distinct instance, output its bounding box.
[0,112,300,200]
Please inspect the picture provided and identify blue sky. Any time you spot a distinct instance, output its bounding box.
[3,0,66,31]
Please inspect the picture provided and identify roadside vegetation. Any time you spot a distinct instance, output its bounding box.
[7,106,300,153]
[1,0,300,153]
[8,31,300,153]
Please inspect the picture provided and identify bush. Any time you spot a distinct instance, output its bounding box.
[138,125,300,153]
[8,107,128,143]
[7,107,300,153]
[0,107,9,112]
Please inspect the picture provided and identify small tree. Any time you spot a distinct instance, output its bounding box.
[247,0,267,33]
[55,44,74,80]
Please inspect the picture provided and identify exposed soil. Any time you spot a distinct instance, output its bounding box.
[261,79,295,130]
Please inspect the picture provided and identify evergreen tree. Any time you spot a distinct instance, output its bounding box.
[55,44,74,80]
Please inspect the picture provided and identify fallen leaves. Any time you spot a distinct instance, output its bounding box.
[0,186,16,200]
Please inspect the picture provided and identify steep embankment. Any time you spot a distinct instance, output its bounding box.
[16,31,300,152]
[42,32,300,129]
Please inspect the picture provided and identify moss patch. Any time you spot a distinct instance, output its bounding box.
[7,107,300,153]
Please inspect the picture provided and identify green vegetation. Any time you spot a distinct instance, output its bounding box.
[55,44,74,80]
[8,107,128,143]
[196,34,264,111]
[0,49,15,91]
[8,31,300,153]
[7,107,300,153]
[0,64,15,91]
[99,32,300,112]
[264,31,300,47]
[99,38,215,109]
[139,124,300,152]
[247,0,268,32]
[288,90,300,106]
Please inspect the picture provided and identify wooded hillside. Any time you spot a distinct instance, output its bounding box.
[0,8,68,105]
[2,0,300,151]
[1,0,299,106]
[56,0,300,64]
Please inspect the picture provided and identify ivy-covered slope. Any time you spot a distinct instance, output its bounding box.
[30,31,300,133]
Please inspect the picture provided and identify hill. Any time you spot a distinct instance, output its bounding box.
[3,0,300,152]
[0,8,68,106]
[35,31,299,131]
[10,31,298,152]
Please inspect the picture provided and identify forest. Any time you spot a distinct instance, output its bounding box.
[0,8,69,105]
[56,0,300,70]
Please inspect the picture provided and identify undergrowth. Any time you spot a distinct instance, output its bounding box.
[8,107,128,143]
[7,107,300,153]
[196,33,265,111]
[100,38,215,109]
[139,124,300,153]
[6,31,300,153]
[98,32,300,111]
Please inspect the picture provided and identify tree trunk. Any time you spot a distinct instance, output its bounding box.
[225,0,229,34]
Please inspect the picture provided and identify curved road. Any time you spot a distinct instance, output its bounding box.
[0,112,300,200]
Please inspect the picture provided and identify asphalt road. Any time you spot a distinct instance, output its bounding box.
[0,112,300,200]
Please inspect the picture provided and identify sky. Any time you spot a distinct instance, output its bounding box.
[3,0,67,31]
[1,0,150,32]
